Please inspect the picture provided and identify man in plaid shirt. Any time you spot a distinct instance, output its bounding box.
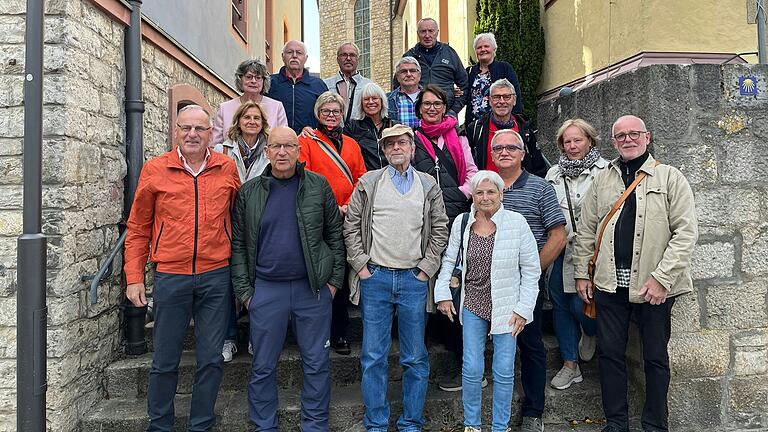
[387,56,422,129]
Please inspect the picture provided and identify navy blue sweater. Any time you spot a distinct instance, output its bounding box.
[266,67,329,134]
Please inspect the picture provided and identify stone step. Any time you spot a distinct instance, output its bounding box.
[106,340,459,399]
[85,372,610,431]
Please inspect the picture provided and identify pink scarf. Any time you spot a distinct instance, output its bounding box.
[415,116,467,184]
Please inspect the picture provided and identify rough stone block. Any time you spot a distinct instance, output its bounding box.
[0,266,15,297]
[0,298,14,326]
[0,157,21,186]
[42,74,67,106]
[741,224,768,277]
[43,44,66,73]
[47,357,81,396]
[0,138,21,157]
[695,188,762,227]
[0,327,16,358]
[705,281,767,329]
[0,106,23,137]
[669,330,730,378]
[728,376,768,428]
[0,360,14,390]
[47,293,81,326]
[656,141,718,187]
[48,258,97,297]
[691,65,723,112]
[668,377,724,430]
[43,15,67,44]
[639,65,693,141]
[99,91,121,118]
[0,0,25,14]
[0,45,24,75]
[0,211,21,236]
[671,292,702,333]
[719,138,768,185]
[690,241,735,280]
[0,186,21,209]
[0,74,23,108]
[732,330,768,376]
[88,58,114,90]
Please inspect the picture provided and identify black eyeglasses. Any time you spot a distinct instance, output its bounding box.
[612,131,647,142]
[491,144,523,154]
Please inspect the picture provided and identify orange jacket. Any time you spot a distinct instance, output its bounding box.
[298,130,367,205]
[124,148,241,284]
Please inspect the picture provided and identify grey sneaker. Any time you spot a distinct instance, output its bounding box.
[521,416,544,432]
[579,331,597,362]
[550,364,583,390]
[439,374,488,392]
[222,340,237,363]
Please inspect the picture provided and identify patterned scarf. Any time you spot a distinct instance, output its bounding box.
[237,133,266,171]
[317,124,344,152]
[415,115,468,184]
[558,148,602,178]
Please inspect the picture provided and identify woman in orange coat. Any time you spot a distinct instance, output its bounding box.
[298,91,366,355]
[298,91,367,215]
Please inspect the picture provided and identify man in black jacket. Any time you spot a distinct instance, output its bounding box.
[230,126,345,432]
[464,78,549,178]
[399,18,468,117]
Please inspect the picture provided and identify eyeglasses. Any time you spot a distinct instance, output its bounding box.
[490,94,515,101]
[177,124,211,134]
[612,131,647,142]
[383,138,412,149]
[267,143,298,151]
[421,101,444,109]
[491,144,523,153]
[242,74,263,82]
[337,53,358,59]
[319,109,342,117]
[398,68,420,75]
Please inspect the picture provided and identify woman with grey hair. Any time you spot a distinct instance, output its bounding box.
[435,169,541,432]
[464,32,523,126]
[212,59,287,146]
[344,82,395,170]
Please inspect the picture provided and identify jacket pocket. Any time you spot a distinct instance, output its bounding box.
[153,222,165,253]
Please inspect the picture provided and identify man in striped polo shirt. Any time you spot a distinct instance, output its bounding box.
[491,128,567,432]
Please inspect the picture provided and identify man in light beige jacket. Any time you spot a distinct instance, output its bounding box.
[573,115,698,432]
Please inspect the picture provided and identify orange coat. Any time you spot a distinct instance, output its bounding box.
[124,148,241,284]
[298,130,367,205]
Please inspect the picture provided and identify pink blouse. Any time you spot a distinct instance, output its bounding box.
[211,96,288,146]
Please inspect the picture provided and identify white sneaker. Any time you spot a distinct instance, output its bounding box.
[222,340,237,363]
[579,331,597,362]
[248,341,253,355]
[550,364,582,390]
[464,427,482,432]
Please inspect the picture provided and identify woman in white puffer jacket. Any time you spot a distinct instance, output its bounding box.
[434,170,541,432]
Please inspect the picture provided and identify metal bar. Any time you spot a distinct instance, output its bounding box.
[758,0,766,63]
[17,0,47,429]
[89,231,127,304]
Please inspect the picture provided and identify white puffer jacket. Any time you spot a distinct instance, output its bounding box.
[434,205,541,334]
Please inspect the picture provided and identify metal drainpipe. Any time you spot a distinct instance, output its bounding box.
[123,0,148,356]
[17,0,47,429]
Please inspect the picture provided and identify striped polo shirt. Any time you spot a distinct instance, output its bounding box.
[501,170,566,251]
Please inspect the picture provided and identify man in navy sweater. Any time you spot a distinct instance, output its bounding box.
[267,40,329,134]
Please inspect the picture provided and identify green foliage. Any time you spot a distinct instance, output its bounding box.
[475,0,545,124]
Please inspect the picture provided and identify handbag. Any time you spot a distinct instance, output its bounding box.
[449,213,470,313]
[584,164,657,318]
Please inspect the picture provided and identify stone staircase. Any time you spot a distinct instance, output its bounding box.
[82,308,623,431]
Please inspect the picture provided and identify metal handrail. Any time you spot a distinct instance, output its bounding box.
[84,230,127,304]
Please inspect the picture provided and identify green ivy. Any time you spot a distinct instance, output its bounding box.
[475,0,545,125]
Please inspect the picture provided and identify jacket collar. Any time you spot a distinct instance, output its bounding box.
[261,161,307,180]
[167,146,225,171]
[276,66,311,84]
[610,152,657,176]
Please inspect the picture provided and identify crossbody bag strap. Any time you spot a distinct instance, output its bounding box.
[589,161,660,276]
[312,136,354,185]
[454,212,470,271]
[562,175,578,234]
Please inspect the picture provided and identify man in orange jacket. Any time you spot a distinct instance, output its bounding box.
[124,105,241,432]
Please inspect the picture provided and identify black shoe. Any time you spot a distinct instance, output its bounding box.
[332,338,351,355]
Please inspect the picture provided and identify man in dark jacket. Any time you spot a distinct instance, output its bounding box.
[399,18,468,117]
[464,78,549,178]
[266,40,329,134]
[230,126,345,432]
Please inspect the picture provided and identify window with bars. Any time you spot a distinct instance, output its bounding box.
[354,0,370,78]
[232,0,247,42]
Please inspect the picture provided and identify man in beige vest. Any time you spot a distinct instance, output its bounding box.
[344,124,448,431]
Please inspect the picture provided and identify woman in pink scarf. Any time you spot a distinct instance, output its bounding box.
[412,84,478,223]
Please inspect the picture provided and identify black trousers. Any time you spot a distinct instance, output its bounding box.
[330,275,350,341]
[595,286,675,432]
[517,283,546,418]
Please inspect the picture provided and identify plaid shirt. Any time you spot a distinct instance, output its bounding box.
[396,92,420,129]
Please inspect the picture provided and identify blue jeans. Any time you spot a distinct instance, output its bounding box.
[147,267,231,432]
[549,253,596,362]
[360,265,429,432]
[247,277,332,431]
[462,309,516,432]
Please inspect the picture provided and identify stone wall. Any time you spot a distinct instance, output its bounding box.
[537,63,768,430]
[0,0,228,430]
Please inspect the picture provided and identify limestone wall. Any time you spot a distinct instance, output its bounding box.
[537,64,768,430]
[0,0,227,430]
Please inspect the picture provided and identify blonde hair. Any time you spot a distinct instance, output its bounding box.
[313,91,346,120]
[555,118,598,153]
[227,101,270,141]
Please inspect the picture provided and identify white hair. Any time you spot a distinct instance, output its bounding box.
[282,40,307,54]
[395,56,421,73]
[473,32,498,51]
[177,104,212,126]
[470,170,505,194]
[337,42,360,55]
[351,83,389,121]
[611,115,647,135]
[490,128,525,150]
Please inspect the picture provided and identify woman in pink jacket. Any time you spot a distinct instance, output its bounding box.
[212,59,288,147]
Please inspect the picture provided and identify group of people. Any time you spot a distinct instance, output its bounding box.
[123,16,698,432]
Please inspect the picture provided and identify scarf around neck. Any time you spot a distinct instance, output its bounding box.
[415,115,467,184]
[237,133,266,171]
[557,147,602,178]
[317,124,344,152]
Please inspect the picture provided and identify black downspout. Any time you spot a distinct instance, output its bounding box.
[17,0,47,430]
[123,0,148,356]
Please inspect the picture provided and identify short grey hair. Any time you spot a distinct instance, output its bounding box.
[178,104,212,126]
[611,115,648,135]
[395,56,421,73]
[490,128,524,150]
[473,32,498,51]
[337,42,360,55]
[234,59,271,94]
[282,40,308,54]
[417,17,439,31]
[351,83,388,121]
[470,170,504,194]
[313,91,345,120]
[489,78,516,95]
